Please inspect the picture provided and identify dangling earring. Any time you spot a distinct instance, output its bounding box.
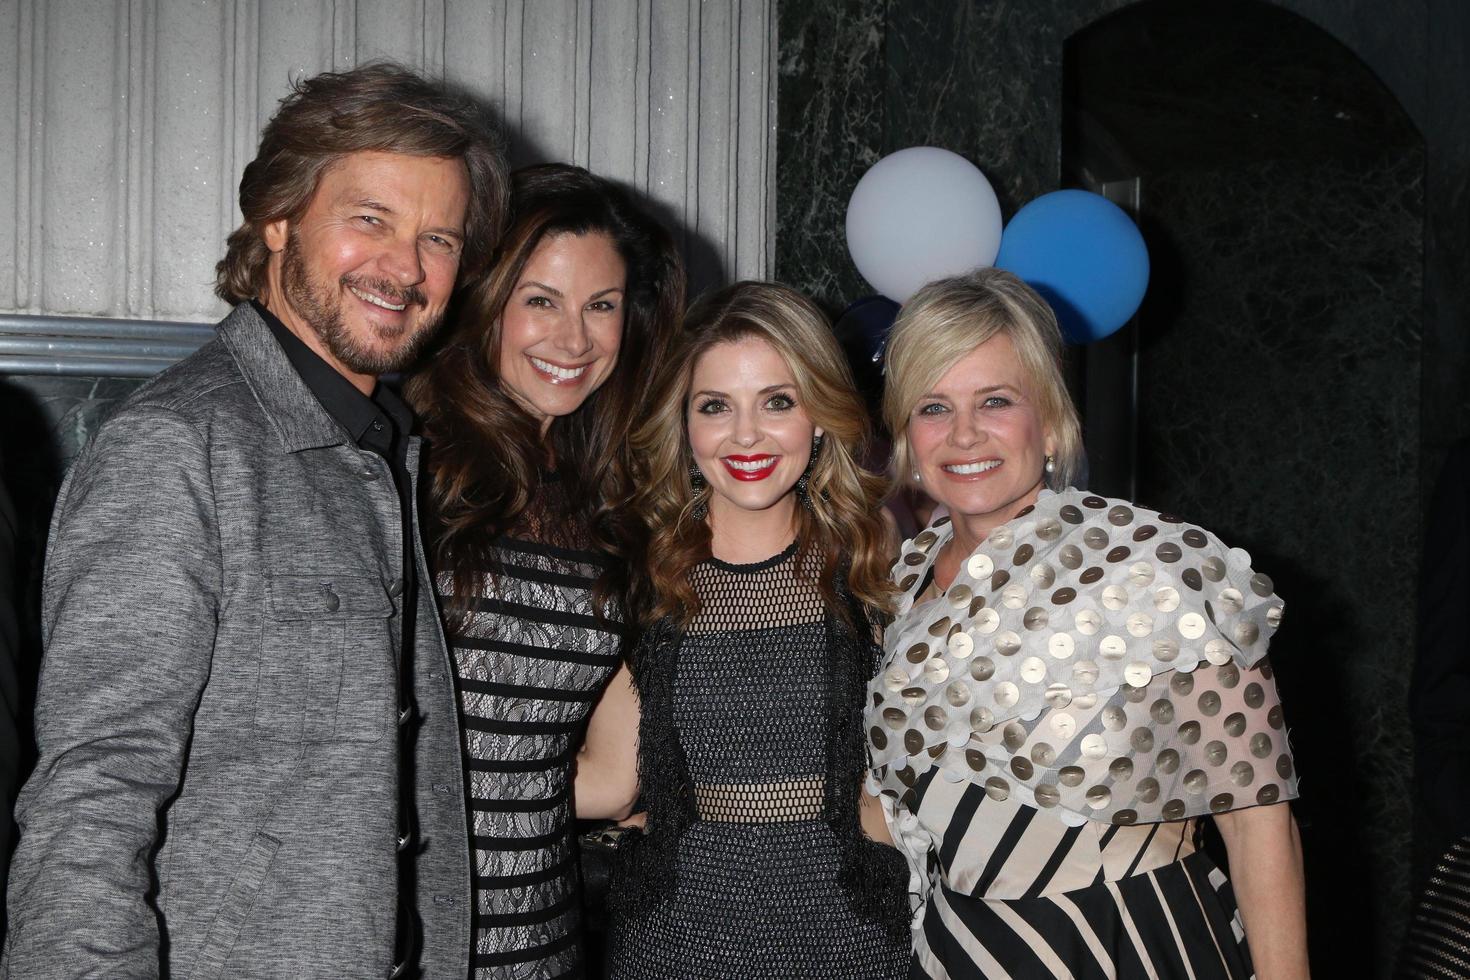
[689,461,708,520]
[795,433,823,512]
[912,470,921,484]
[1044,455,1056,476]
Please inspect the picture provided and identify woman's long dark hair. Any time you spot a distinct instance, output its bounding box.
[407,164,684,627]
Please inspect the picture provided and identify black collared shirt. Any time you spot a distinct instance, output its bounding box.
[253,300,414,459]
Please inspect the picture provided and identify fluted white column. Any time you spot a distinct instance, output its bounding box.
[0,0,777,328]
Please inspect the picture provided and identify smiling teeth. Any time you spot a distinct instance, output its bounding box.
[944,460,1002,475]
[349,286,406,311]
[727,457,777,472]
[530,356,588,381]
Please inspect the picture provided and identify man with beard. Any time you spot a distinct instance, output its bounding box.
[3,64,506,979]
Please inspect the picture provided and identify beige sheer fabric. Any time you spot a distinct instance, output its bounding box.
[867,489,1297,829]
[695,778,827,823]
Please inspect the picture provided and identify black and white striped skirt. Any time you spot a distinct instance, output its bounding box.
[911,850,1253,980]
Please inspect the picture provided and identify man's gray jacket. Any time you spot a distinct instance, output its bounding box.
[2,304,472,979]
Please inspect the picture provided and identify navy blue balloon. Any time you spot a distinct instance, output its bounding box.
[832,295,900,365]
[831,295,899,415]
[994,190,1149,344]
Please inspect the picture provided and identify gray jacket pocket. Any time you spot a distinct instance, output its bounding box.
[256,573,395,742]
[185,830,282,980]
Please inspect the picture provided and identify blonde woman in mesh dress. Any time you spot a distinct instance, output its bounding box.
[871,268,1308,978]
[575,282,910,978]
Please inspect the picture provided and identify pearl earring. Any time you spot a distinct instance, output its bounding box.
[1044,455,1056,475]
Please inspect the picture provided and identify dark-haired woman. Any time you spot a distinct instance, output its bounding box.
[575,282,910,979]
[407,163,683,980]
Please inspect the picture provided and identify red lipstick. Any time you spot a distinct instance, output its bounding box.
[721,454,780,481]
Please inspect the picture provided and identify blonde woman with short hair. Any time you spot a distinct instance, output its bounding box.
[871,267,1308,979]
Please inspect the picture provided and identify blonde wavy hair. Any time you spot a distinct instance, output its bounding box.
[631,281,897,627]
[882,267,1084,492]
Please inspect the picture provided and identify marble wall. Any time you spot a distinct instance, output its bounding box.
[776,0,1465,973]
[774,0,887,306]
[775,0,1467,457]
[1140,152,1425,965]
[777,0,1078,311]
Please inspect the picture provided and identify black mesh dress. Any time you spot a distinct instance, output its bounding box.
[607,542,909,980]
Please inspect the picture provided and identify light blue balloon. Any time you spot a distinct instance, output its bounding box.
[995,190,1150,344]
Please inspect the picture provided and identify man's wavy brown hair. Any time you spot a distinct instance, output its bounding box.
[408,164,685,627]
[214,62,507,303]
[631,281,897,628]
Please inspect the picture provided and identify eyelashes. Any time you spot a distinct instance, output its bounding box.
[692,393,798,416]
[915,395,1015,417]
[522,295,621,312]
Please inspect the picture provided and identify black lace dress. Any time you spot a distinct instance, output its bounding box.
[439,478,623,979]
[606,543,909,979]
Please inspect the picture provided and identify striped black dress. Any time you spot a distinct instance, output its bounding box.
[440,479,621,980]
[898,777,1254,979]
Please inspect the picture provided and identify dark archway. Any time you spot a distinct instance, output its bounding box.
[1065,2,1425,972]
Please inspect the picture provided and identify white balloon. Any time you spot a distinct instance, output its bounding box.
[845,147,1003,303]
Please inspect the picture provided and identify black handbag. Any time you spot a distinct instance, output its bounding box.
[577,822,642,937]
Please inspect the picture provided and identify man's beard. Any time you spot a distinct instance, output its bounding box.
[280,230,442,376]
